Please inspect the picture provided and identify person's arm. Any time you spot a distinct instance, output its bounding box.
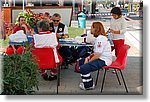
[88,52,100,62]
[84,52,101,64]
[21,24,29,34]
[11,44,16,53]
[63,25,69,38]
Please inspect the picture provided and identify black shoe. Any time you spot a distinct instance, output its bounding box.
[64,64,69,69]
[48,75,57,81]
[43,74,48,80]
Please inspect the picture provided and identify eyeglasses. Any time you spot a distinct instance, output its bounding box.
[53,20,60,22]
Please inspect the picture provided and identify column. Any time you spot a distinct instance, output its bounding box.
[59,0,64,6]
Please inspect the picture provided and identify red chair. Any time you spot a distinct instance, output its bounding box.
[32,33,62,94]
[95,44,131,93]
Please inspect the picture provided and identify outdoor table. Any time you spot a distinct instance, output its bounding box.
[59,38,93,47]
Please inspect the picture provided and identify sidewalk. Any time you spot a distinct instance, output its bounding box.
[34,20,143,95]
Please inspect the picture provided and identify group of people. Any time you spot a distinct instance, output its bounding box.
[6,7,127,90]
[79,7,127,90]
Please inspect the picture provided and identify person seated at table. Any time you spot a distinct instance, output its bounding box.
[35,20,62,81]
[6,16,30,56]
[12,16,30,35]
[5,30,27,56]
[79,22,112,90]
[49,13,72,68]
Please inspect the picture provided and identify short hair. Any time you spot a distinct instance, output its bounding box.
[92,22,105,37]
[110,7,122,16]
[52,13,61,18]
[45,12,50,16]
[18,16,25,22]
[37,20,50,31]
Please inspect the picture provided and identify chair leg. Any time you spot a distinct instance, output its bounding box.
[58,65,61,86]
[95,69,100,86]
[57,64,60,94]
[114,69,121,85]
[101,69,107,92]
[119,70,128,93]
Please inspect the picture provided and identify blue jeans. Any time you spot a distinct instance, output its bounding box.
[80,59,106,88]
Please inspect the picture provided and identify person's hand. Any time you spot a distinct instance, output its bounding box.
[84,58,88,64]
[56,33,62,38]
[109,29,120,34]
[64,34,69,38]
[84,57,90,64]
[21,24,27,28]
[109,29,114,33]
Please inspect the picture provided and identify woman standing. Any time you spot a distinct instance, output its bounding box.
[79,22,112,90]
[109,7,127,57]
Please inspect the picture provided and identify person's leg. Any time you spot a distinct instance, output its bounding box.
[17,46,25,55]
[80,59,106,89]
[6,47,14,56]
[58,46,72,68]
[113,40,124,57]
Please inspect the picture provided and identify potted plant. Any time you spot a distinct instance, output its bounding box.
[1,42,39,95]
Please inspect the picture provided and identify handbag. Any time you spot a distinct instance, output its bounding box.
[75,60,80,73]
[74,58,85,73]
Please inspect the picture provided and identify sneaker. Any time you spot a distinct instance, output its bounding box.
[112,69,119,74]
[79,83,95,90]
[42,74,48,80]
[48,75,57,81]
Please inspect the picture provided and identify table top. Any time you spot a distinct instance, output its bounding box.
[59,38,93,47]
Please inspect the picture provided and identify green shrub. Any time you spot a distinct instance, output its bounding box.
[1,43,39,95]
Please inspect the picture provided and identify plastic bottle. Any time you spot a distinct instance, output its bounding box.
[108,29,114,45]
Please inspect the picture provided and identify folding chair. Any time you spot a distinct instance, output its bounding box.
[32,33,62,94]
[95,44,131,93]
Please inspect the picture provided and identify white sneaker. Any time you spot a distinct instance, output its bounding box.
[79,83,95,90]
[112,69,119,74]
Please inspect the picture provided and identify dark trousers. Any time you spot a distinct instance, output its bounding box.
[80,59,106,88]
[58,46,72,65]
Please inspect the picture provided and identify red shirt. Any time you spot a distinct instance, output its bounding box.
[12,25,30,34]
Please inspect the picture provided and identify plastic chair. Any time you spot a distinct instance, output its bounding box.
[32,33,62,94]
[95,44,130,93]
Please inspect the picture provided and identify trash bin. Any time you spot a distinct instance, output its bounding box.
[121,8,128,16]
[77,12,86,28]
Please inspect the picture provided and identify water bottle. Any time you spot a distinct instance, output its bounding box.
[108,30,113,45]
[27,30,32,43]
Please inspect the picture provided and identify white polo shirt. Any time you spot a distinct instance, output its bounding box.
[110,16,127,40]
[93,35,112,65]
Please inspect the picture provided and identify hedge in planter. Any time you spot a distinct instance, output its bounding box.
[1,46,39,95]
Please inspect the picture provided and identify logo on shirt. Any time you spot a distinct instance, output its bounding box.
[97,42,101,48]
[59,28,62,31]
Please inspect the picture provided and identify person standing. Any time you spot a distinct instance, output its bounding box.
[79,22,112,90]
[49,13,72,68]
[109,7,127,57]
